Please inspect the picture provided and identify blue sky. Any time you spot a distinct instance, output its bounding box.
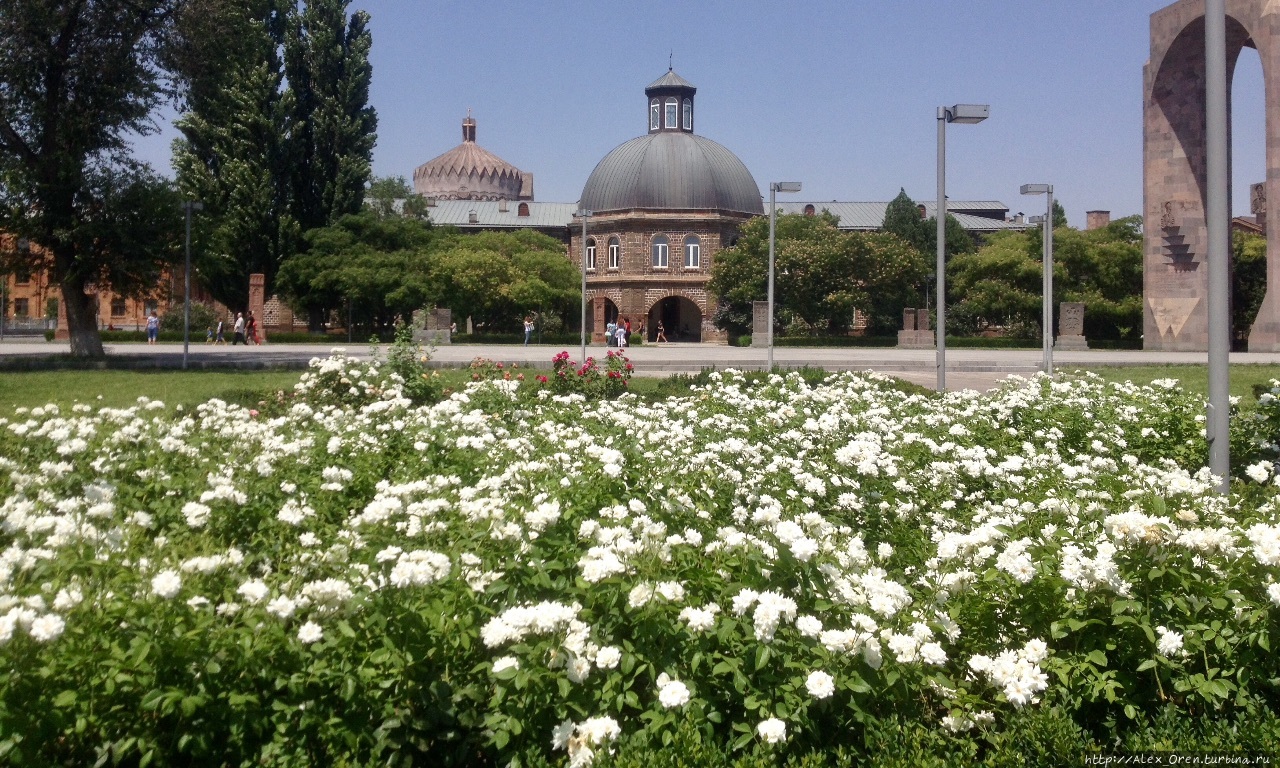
[132,0,1267,227]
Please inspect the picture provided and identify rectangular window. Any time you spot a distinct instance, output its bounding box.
[665,99,677,129]
[684,242,700,268]
[586,243,596,270]
[14,269,30,285]
[111,298,127,317]
[13,298,29,317]
[609,243,620,269]
[652,243,668,268]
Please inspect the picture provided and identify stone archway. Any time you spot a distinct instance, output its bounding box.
[1144,0,1280,350]
[647,295,703,342]
[587,292,622,343]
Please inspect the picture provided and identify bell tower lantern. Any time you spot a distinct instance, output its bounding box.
[645,68,696,134]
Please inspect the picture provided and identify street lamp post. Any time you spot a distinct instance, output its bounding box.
[182,201,203,369]
[1021,184,1054,378]
[936,104,989,391]
[1206,0,1231,490]
[578,210,591,362]
[767,181,802,371]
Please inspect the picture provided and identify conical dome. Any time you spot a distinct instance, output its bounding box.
[413,115,530,201]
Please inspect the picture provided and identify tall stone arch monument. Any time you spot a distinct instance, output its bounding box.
[1144,0,1280,350]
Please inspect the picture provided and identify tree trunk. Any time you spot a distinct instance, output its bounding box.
[61,271,104,358]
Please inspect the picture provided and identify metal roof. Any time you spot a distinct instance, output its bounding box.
[426,200,578,229]
[773,201,1029,233]
[579,132,764,215]
[646,69,696,91]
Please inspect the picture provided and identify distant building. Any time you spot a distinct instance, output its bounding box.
[412,113,533,202]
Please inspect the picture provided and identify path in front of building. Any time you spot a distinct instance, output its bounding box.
[4,337,1280,392]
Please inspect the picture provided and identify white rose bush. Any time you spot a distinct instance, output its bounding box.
[3,353,1280,766]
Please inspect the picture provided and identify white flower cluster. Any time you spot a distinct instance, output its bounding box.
[968,640,1050,707]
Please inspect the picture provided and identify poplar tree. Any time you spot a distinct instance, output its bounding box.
[882,188,930,254]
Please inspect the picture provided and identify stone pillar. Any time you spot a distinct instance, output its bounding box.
[592,297,607,344]
[1055,301,1089,350]
[916,308,931,332]
[898,307,935,348]
[249,273,266,343]
[752,301,769,346]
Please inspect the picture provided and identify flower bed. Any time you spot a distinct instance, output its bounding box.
[2,353,1280,766]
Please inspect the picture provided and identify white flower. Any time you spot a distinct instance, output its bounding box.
[919,642,948,666]
[1268,583,1280,606]
[266,596,297,619]
[757,717,787,744]
[805,670,835,699]
[678,605,720,633]
[657,678,691,708]
[150,570,182,599]
[28,614,65,643]
[795,615,823,637]
[182,502,211,528]
[594,646,622,669]
[1246,461,1273,484]
[297,621,324,644]
[492,656,520,675]
[1156,626,1185,657]
[53,587,83,611]
[877,542,894,559]
[237,579,269,604]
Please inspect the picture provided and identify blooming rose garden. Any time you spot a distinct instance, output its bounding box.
[3,347,1280,766]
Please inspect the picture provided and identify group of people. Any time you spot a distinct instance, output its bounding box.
[605,318,638,348]
[204,312,260,345]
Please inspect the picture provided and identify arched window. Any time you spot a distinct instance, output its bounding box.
[518,202,530,217]
[651,235,669,268]
[665,98,677,129]
[586,238,597,270]
[608,237,620,269]
[803,204,816,216]
[650,99,660,130]
[683,235,701,268]
[682,98,692,130]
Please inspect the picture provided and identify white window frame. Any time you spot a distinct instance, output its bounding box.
[682,98,692,130]
[586,239,596,270]
[665,98,677,129]
[652,235,669,268]
[608,238,620,269]
[684,236,700,268]
[650,99,660,130]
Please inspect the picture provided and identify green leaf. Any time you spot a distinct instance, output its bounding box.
[1136,659,1157,672]
[53,690,77,708]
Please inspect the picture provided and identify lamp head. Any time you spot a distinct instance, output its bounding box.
[1020,184,1051,196]
[771,182,802,193]
[945,104,989,124]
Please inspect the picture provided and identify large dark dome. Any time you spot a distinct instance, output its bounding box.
[579,131,764,215]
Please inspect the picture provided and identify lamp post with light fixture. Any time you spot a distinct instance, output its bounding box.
[578,210,591,362]
[767,181,802,371]
[936,104,989,391]
[1021,184,1054,377]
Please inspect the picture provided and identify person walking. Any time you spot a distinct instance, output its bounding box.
[614,323,627,348]
[145,310,160,345]
[233,312,246,345]
[605,319,617,347]
[623,318,632,347]
[656,321,668,343]
[523,314,537,346]
[214,317,226,345]
[246,312,259,345]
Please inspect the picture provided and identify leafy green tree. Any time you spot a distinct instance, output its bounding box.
[275,210,435,331]
[882,188,930,254]
[709,213,927,337]
[285,0,376,233]
[432,229,578,333]
[947,231,1043,337]
[0,0,181,356]
[1053,199,1068,228]
[1234,230,1267,347]
[366,175,430,220]
[173,0,296,310]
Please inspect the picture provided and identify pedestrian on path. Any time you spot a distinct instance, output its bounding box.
[233,313,246,345]
[146,311,159,344]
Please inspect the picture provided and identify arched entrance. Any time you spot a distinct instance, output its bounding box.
[588,297,619,339]
[1143,0,1280,350]
[648,296,702,342]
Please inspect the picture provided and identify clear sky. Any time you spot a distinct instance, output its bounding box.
[131,0,1269,227]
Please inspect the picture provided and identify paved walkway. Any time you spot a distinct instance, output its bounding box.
[2,337,1278,392]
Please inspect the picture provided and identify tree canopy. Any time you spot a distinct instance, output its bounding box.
[709,213,928,337]
[0,0,183,356]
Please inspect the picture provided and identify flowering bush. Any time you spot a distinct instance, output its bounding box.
[2,367,1280,765]
[537,350,632,400]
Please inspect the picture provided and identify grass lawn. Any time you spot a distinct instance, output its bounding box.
[2,364,1280,414]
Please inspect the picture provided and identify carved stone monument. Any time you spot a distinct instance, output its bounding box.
[1055,301,1089,350]
[1143,0,1280,350]
[248,273,266,344]
[751,301,769,347]
[412,307,452,345]
[897,307,935,349]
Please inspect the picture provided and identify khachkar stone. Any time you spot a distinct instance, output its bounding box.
[412,308,452,344]
[752,301,769,346]
[1144,0,1280,351]
[897,307,935,348]
[1055,301,1089,350]
[249,273,266,344]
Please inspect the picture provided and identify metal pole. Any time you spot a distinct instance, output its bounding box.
[183,202,192,369]
[767,184,777,372]
[1043,188,1054,378]
[579,211,589,362]
[936,108,947,391]
[1206,0,1230,488]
